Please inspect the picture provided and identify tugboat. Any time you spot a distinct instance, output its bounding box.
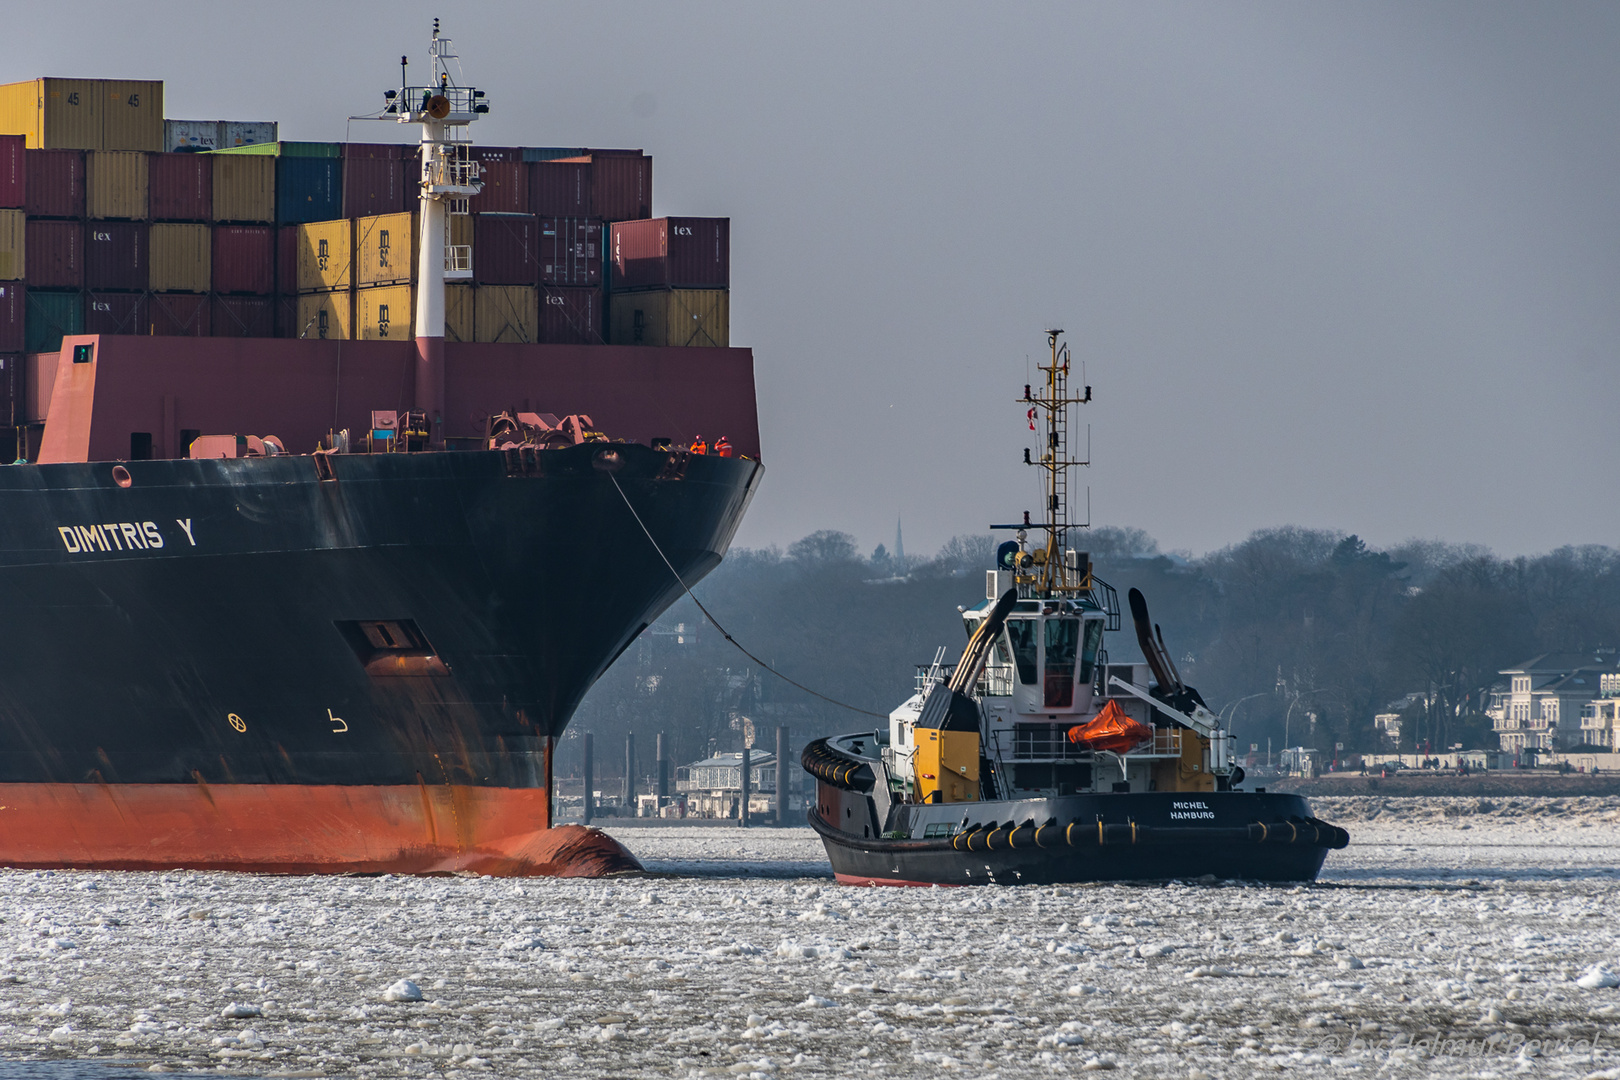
[802,330,1348,885]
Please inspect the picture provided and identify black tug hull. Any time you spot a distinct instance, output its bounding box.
[809,789,1340,886]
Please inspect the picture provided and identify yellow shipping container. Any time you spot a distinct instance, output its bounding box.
[0,209,24,281]
[445,283,474,342]
[148,223,210,293]
[211,154,274,223]
[355,212,415,287]
[0,78,97,148]
[297,219,353,292]
[297,291,352,341]
[609,288,729,347]
[98,80,164,152]
[0,78,162,150]
[450,213,472,248]
[475,285,538,344]
[86,150,149,219]
[356,284,414,341]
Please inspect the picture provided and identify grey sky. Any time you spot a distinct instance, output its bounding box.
[14,3,1620,558]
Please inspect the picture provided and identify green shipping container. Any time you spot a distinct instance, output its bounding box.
[25,290,82,353]
[212,141,340,158]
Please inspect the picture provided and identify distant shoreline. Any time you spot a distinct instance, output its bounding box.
[1268,773,1620,797]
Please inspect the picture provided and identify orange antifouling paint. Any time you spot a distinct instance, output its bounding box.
[1067,700,1153,754]
[0,783,641,877]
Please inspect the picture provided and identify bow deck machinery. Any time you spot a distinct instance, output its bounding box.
[802,331,1347,885]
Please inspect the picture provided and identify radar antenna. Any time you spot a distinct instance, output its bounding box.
[377,20,488,446]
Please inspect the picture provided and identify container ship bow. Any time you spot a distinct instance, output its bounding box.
[0,26,762,875]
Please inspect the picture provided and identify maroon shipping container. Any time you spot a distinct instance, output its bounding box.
[0,135,23,209]
[211,295,276,337]
[537,217,601,287]
[537,285,603,345]
[25,220,83,288]
[0,352,18,428]
[610,217,729,290]
[588,153,651,222]
[276,224,299,296]
[473,213,538,285]
[84,291,150,335]
[342,143,413,160]
[468,146,521,164]
[343,155,407,218]
[212,225,276,295]
[84,221,149,292]
[148,153,212,221]
[274,294,299,338]
[24,149,85,218]
[469,160,526,214]
[0,283,22,353]
[528,160,591,218]
[150,292,211,336]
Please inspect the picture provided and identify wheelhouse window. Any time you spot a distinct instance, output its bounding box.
[1005,619,1038,685]
[1079,618,1103,685]
[1044,617,1081,707]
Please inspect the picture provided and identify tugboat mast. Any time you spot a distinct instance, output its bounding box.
[386,20,486,446]
[999,329,1093,597]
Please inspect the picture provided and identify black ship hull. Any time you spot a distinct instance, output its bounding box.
[809,788,1344,886]
[0,443,760,873]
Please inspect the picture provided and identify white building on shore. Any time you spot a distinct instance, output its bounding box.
[1488,653,1619,754]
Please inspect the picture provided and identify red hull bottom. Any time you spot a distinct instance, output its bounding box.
[0,783,641,877]
[833,873,962,888]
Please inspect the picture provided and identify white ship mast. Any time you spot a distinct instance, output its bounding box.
[384,19,486,446]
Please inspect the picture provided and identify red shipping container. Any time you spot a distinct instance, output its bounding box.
[150,292,211,336]
[342,155,407,217]
[342,143,412,160]
[588,153,651,222]
[276,224,299,295]
[25,149,85,218]
[401,148,421,216]
[537,285,603,345]
[610,217,729,290]
[469,160,526,214]
[473,213,538,285]
[0,135,23,209]
[212,225,275,295]
[84,221,149,292]
[23,148,85,218]
[211,295,275,337]
[148,153,212,221]
[25,220,83,288]
[528,160,591,218]
[84,291,150,335]
[537,217,601,286]
[0,283,22,353]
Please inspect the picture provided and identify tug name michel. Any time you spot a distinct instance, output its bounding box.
[57,519,197,554]
[1169,800,1215,820]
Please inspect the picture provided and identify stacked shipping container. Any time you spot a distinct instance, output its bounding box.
[606,216,731,347]
[0,71,734,444]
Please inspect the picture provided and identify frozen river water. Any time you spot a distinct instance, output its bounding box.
[0,796,1616,1078]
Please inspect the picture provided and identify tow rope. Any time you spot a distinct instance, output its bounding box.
[611,473,888,720]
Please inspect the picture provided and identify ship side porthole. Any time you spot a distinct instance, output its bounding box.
[111,465,132,488]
